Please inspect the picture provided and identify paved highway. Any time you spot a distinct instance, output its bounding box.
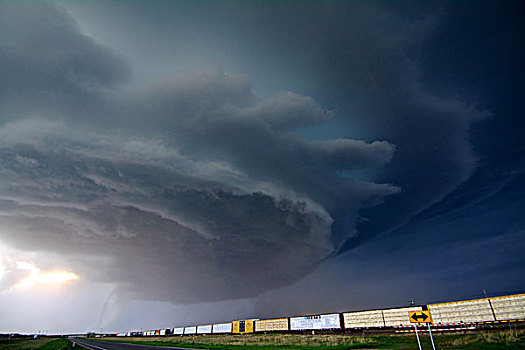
[69,337,196,350]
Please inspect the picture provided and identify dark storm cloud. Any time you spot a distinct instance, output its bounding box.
[0,2,130,126]
[259,1,490,246]
[126,0,493,251]
[0,2,399,302]
[225,1,492,248]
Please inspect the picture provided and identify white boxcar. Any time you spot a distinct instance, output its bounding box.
[212,323,232,334]
[290,313,340,330]
[197,325,212,334]
[160,329,166,336]
[184,326,197,335]
[383,307,423,327]
[173,327,184,335]
[490,294,525,321]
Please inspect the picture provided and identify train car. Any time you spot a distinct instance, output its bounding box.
[255,317,289,332]
[429,298,495,324]
[232,319,256,334]
[343,310,383,328]
[383,306,424,327]
[212,322,232,334]
[428,293,525,324]
[184,326,197,335]
[197,325,212,334]
[343,306,423,329]
[172,327,184,335]
[290,313,341,331]
[489,293,525,321]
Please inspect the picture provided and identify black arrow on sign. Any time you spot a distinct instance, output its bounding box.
[411,313,429,322]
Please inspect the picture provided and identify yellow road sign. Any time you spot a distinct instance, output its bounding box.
[409,310,432,323]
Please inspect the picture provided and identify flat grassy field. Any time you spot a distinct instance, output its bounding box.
[0,338,73,350]
[99,330,525,349]
[3,331,524,349]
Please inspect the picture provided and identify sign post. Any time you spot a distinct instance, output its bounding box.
[428,323,436,350]
[413,324,422,350]
[409,310,435,350]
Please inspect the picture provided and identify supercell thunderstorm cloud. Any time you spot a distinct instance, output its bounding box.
[0,1,397,303]
[0,0,524,333]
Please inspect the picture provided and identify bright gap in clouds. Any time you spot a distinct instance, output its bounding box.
[14,262,79,289]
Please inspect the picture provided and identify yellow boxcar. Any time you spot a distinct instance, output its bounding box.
[232,319,255,334]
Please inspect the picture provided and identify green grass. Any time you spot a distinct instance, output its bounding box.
[0,338,73,350]
[95,336,381,349]
[95,340,378,349]
[4,332,525,350]
[37,339,74,350]
[94,330,525,350]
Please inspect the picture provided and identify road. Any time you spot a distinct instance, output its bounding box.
[69,337,196,350]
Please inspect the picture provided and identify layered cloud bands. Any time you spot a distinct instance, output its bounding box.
[0,3,398,302]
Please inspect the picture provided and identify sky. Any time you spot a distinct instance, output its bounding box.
[0,0,523,334]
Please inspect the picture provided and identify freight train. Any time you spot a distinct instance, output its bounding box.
[115,293,525,337]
